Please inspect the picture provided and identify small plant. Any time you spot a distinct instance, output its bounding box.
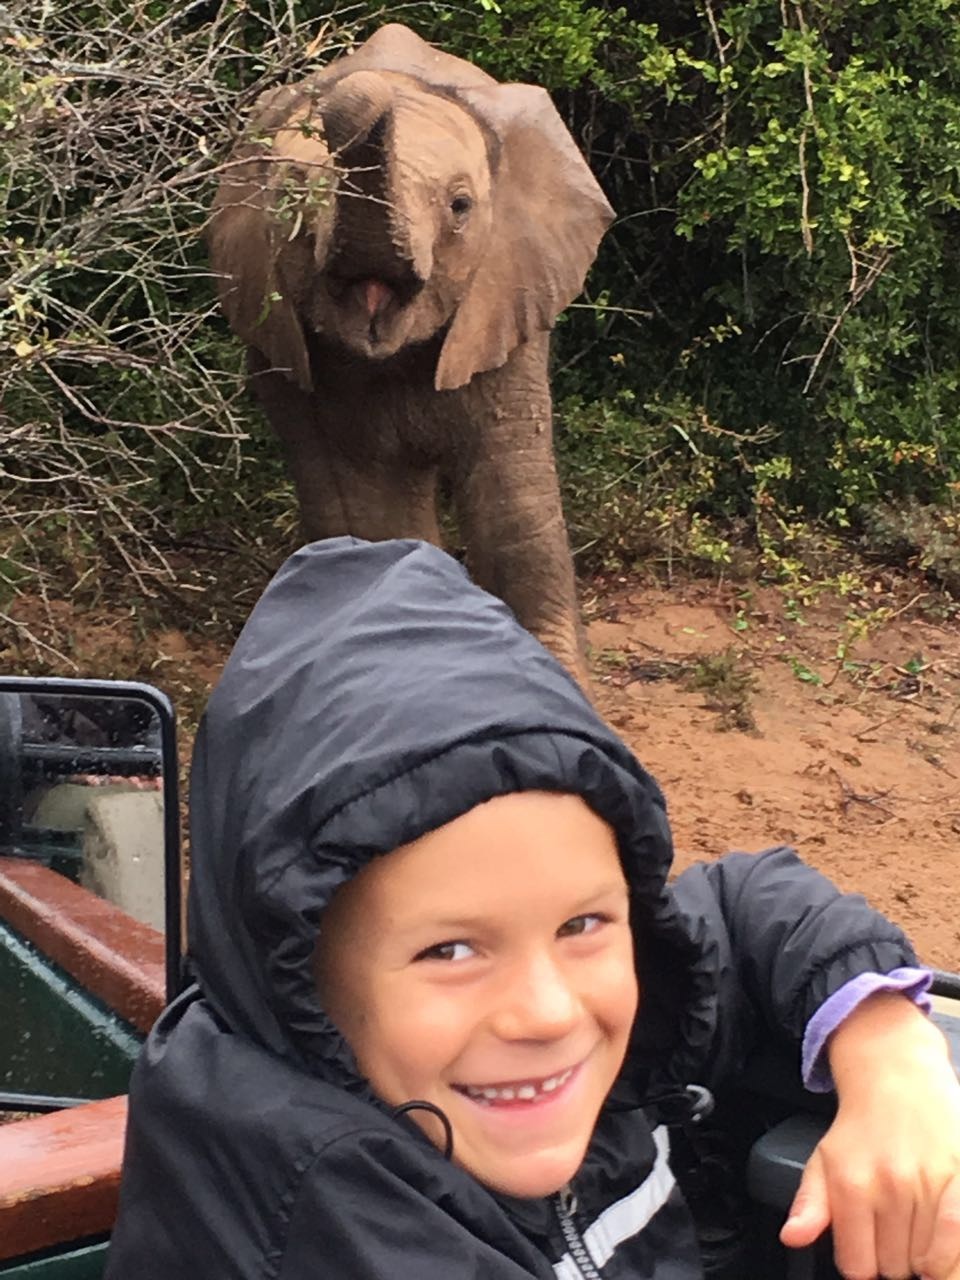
[783,597,805,624]
[686,648,757,732]
[731,609,749,633]
[831,605,894,675]
[787,656,823,686]
[595,647,629,670]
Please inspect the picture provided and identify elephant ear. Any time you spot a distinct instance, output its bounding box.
[207,92,328,394]
[435,84,614,392]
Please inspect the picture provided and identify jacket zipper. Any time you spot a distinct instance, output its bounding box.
[554,1186,602,1279]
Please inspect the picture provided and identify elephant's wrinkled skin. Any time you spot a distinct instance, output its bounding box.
[207,23,613,689]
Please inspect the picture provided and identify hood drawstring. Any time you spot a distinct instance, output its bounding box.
[643,1083,720,1194]
[642,1082,714,1134]
[646,1084,747,1273]
[391,1099,454,1160]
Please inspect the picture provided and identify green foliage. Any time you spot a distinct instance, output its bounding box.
[555,389,740,570]
[403,0,960,545]
[863,499,960,593]
[2,0,958,598]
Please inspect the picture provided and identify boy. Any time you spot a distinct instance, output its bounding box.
[107,538,960,1279]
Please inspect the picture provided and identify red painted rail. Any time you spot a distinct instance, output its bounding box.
[0,857,165,1034]
[0,860,166,1259]
[0,1096,128,1261]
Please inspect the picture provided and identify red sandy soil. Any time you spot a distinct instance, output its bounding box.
[6,568,959,967]
[588,577,960,969]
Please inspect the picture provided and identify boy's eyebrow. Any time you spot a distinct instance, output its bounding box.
[397,880,630,936]
[566,881,631,913]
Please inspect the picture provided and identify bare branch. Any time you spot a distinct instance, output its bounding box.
[1,0,363,595]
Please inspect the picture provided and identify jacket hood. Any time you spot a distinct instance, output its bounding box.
[187,538,693,1097]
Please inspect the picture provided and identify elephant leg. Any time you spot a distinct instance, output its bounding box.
[249,360,442,545]
[291,442,442,545]
[449,344,591,692]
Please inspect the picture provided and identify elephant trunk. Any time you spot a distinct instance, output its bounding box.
[320,71,426,290]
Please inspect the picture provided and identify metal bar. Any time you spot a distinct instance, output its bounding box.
[931,969,960,1002]
[0,1090,90,1112]
[22,744,162,776]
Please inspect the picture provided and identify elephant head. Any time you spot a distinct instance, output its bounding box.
[208,23,614,393]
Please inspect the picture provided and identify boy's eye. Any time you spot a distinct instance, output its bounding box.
[557,913,606,939]
[414,940,475,963]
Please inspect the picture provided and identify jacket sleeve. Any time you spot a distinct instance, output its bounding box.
[277,1126,552,1280]
[670,845,918,1050]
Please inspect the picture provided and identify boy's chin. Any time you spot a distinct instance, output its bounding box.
[459,1146,587,1201]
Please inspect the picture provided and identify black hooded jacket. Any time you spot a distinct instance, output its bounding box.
[105,538,917,1279]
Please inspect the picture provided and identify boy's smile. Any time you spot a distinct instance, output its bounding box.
[314,791,639,1198]
[453,1062,577,1102]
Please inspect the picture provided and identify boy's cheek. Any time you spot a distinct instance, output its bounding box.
[601,938,642,1020]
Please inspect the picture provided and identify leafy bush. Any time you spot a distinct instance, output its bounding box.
[0,1,363,598]
[862,500,960,594]
[2,0,957,606]
[403,0,960,535]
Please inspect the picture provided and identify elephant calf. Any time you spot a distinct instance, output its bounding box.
[207,22,613,690]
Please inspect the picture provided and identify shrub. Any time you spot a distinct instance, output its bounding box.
[0,1,364,598]
[2,0,957,606]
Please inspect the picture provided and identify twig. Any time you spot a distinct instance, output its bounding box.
[854,713,902,742]
[703,0,731,142]
[802,245,892,394]
[0,611,78,670]
[887,591,929,620]
[829,768,897,820]
[798,129,813,256]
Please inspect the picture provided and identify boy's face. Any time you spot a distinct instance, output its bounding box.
[314,791,638,1199]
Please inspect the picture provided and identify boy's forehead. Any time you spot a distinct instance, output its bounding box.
[338,791,625,922]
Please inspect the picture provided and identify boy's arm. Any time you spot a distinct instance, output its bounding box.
[672,845,918,1045]
[782,991,960,1280]
[678,847,960,1279]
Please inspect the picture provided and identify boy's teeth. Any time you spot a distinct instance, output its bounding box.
[463,1068,573,1102]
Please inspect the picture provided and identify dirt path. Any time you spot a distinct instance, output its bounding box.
[588,578,960,968]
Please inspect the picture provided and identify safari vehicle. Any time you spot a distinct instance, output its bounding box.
[0,678,180,1279]
[0,676,957,1280]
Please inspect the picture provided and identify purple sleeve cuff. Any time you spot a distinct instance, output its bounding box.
[802,967,933,1093]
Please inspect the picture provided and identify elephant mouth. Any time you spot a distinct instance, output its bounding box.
[325,269,425,349]
[326,269,423,314]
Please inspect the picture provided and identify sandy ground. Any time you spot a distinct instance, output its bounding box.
[587,577,960,968]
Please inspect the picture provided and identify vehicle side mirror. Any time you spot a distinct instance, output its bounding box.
[0,677,181,1115]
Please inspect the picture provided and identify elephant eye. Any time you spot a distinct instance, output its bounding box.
[450,194,473,218]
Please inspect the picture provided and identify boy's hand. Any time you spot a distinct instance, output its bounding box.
[780,991,960,1279]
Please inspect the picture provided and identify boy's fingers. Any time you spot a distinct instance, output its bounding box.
[781,1150,831,1250]
[873,1187,914,1280]
[916,1174,960,1280]
[828,1180,878,1280]
[910,1188,941,1276]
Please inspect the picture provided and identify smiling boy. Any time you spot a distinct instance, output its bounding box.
[315,791,638,1201]
[107,538,960,1280]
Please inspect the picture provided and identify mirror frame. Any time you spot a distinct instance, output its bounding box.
[0,676,182,1002]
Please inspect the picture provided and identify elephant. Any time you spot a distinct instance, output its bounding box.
[207,23,613,690]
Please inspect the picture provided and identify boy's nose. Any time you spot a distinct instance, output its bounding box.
[491,953,582,1042]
